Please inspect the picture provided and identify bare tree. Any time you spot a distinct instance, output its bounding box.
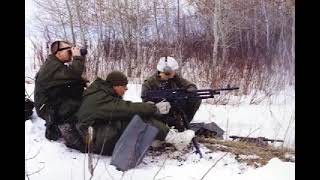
[29,0,295,97]
[153,0,160,42]
[74,0,87,45]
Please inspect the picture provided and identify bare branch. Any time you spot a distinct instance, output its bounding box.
[153,154,169,180]
[199,152,228,180]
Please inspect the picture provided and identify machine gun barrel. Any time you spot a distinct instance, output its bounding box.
[260,137,284,143]
[142,87,239,102]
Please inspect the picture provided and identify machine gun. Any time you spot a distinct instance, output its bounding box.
[142,87,239,103]
[229,135,284,147]
[142,87,239,158]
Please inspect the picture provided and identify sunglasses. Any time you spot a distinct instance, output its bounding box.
[54,47,72,55]
[57,47,72,52]
[164,72,173,76]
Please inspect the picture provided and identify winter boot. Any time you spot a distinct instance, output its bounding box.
[45,123,61,141]
[165,129,195,151]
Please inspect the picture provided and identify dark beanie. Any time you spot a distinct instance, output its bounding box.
[106,71,128,86]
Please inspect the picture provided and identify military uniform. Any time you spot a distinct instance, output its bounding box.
[75,78,170,155]
[141,73,201,131]
[34,54,86,140]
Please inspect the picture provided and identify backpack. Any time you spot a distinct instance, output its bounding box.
[189,122,225,139]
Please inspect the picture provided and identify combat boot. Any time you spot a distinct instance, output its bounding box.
[58,123,85,152]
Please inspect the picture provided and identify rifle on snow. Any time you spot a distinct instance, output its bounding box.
[229,135,284,147]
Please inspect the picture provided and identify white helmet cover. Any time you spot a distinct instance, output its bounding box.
[156,56,179,72]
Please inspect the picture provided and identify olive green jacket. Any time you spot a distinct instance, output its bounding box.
[34,54,85,121]
[75,78,160,135]
[141,72,201,129]
[75,78,170,155]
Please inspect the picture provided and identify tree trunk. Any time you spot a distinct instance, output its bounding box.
[117,0,131,77]
[262,0,270,51]
[177,0,180,41]
[254,6,257,47]
[74,0,86,45]
[176,0,183,68]
[65,0,76,44]
[291,7,295,64]
[164,1,170,47]
[246,31,251,58]
[52,0,68,40]
[136,0,141,75]
[153,1,160,42]
[212,0,220,67]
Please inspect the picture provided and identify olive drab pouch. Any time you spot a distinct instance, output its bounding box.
[25,96,34,121]
[110,115,159,171]
[25,100,34,120]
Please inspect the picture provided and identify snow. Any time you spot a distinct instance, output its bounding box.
[25,83,295,180]
[124,84,295,148]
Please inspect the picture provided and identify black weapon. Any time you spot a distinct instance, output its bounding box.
[229,135,284,146]
[142,87,239,158]
[142,87,239,103]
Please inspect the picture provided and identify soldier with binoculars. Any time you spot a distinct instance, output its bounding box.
[34,40,88,143]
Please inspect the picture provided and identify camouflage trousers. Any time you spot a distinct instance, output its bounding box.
[76,116,170,156]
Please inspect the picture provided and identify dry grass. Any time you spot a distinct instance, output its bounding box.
[197,137,295,167]
[147,137,295,168]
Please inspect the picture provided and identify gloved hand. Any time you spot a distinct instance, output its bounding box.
[155,101,171,114]
[187,85,197,92]
[146,101,155,105]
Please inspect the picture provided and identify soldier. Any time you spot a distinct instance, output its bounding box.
[34,40,87,141]
[75,71,195,155]
[141,56,201,131]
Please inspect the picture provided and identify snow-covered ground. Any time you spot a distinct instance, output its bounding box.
[123,84,295,149]
[25,83,295,180]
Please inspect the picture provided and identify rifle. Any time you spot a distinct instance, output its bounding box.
[142,87,239,158]
[229,135,284,147]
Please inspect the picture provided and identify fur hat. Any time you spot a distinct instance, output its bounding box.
[156,56,179,73]
[106,71,128,86]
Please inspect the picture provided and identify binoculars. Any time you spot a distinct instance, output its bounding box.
[80,48,88,56]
